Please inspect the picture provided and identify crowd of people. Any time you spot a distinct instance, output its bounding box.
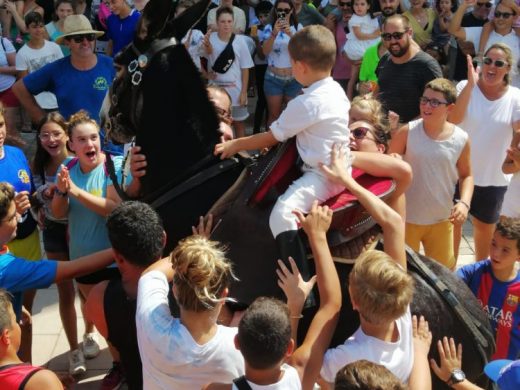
[0,0,519,389]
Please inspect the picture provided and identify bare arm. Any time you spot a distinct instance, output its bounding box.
[239,67,249,106]
[54,248,114,282]
[214,130,279,159]
[25,369,64,390]
[408,315,433,390]
[288,203,341,390]
[352,25,380,40]
[448,0,472,40]
[12,79,46,124]
[502,130,520,174]
[448,56,477,124]
[262,22,280,56]
[142,257,175,281]
[450,140,473,226]
[321,145,407,269]
[387,124,409,155]
[67,183,122,217]
[0,52,18,76]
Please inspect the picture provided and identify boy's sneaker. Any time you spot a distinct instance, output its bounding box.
[82,332,100,359]
[101,362,125,390]
[68,349,87,376]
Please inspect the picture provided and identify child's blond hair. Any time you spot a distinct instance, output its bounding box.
[349,250,414,325]
[170,235,236,312]
[350,97,390,146]
[67,110,99,138]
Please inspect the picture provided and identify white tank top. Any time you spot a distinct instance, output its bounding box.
[405,119,468,225]
[231,364,302,390]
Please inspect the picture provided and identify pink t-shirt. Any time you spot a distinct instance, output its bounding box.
[333,18,352,81]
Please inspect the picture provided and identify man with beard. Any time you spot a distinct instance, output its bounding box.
[377,0,402,24]
[375,14,442,123]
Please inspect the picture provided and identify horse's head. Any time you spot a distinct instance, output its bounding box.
[101,0,212,143]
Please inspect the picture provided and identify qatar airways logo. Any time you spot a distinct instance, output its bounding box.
[479,296,517,328]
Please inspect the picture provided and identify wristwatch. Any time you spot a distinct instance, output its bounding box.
[446,369,466,387]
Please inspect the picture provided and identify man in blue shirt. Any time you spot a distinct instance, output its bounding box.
[12,14,121,155]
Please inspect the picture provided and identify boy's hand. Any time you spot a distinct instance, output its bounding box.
[449,202,469,225]
[430,337,463,382]
[14,191,31,215]
[214,139,239,159]
[277,257,317,315]
[192,214,216,238]
[319,142,351,186]
[412,315,432,358]
[293,200,332,239]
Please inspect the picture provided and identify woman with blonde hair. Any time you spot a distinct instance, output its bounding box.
[136,235,244,389]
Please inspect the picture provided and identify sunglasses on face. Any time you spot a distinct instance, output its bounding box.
[482,57,508,67]
[276,7,291,12]
[352,127,377,140]
[339,1,352,7]
[419,96,449,107]
[381,30,408,41]
[69,33,96,43]
[494,11,514,19]
[476,2,492,7]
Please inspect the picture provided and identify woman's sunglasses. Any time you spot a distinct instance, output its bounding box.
[482,57,508,67]
[352,127,376,140]
[494,11,514,19]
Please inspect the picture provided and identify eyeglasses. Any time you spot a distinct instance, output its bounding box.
[476,2,492,7]
[494,11,514,19]
[352,127,377,140]
[482,57,508,67]
[419,96,449,107]
[339,1,352,7]
[381,30,408,41]
[39,131,65,141]
[69,33,96,43]
[276,7,291,12]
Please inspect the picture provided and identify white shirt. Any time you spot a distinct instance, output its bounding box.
[232,364,302,390]
[457,80,520,186]
[16,40,64,109]
[321,307,414,384]
[270,77,350,168]
[205,33,254,106]
[181,29,204,71]
[136,271,245,390]
[259,24,303,68]
[464,27,520,86]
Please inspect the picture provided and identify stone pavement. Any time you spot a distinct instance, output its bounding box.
[30,220,478,389]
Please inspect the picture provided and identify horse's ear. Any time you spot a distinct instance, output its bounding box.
[140,0,175,39]
[168,0,212,41]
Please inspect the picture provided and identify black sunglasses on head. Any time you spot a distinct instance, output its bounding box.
[68,33,96,43]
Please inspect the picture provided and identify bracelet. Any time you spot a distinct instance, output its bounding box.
[456,199,470,209]
[54,189,68,197]
[290,314,303,319]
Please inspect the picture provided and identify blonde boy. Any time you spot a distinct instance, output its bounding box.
[320,250,415,386]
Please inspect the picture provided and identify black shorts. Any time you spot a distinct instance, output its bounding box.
[42,219,69,254]
[454,185,507,224]
[75,267,121,285]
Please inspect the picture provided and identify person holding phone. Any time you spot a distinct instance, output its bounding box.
[260,0,303,125]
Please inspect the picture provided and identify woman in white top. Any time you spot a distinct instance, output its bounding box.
[136,235,245,390]
[501,130,520,218]
[260,0,302,126]
[450,44,520,261]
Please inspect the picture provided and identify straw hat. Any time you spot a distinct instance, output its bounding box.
[55,15,104,44]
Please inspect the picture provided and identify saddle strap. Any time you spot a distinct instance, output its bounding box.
[149,158,241,209]
[406,247,493,358]
[233,376,253,390]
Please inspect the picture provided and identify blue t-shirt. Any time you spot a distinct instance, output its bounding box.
[0,145,37,239]
[457,260,520,360]
[0,246,57,318]
[63,156,123,260]
[22,55,122,155]
[106,9,140,57]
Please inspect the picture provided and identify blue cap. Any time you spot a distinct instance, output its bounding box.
[484,360,520,389]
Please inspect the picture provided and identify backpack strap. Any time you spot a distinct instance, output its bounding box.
[232,376,253,390]
[104,152,130,201]
[65,157,79,170]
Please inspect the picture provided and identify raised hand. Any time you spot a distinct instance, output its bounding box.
[14,191,31,215]
[467,54,479,87]
[293,200,332,239]
[277,257,317,314]
[430,337,463,382]
[319,142,352,186]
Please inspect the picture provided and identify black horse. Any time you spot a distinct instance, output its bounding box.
[101,0,495,388]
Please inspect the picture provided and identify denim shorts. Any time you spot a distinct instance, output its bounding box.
[264,70,302,98]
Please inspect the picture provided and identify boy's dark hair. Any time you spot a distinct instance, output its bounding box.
[106,201,165,267]
[237,297,291,369]
[0,289,13,333]
[216,6,234,20]
[334,360,407,390]
[0,182,15,222]
[25,11,44,27]
[424,78,457,104]
[496,217,520,252]
[288,25,336,72]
